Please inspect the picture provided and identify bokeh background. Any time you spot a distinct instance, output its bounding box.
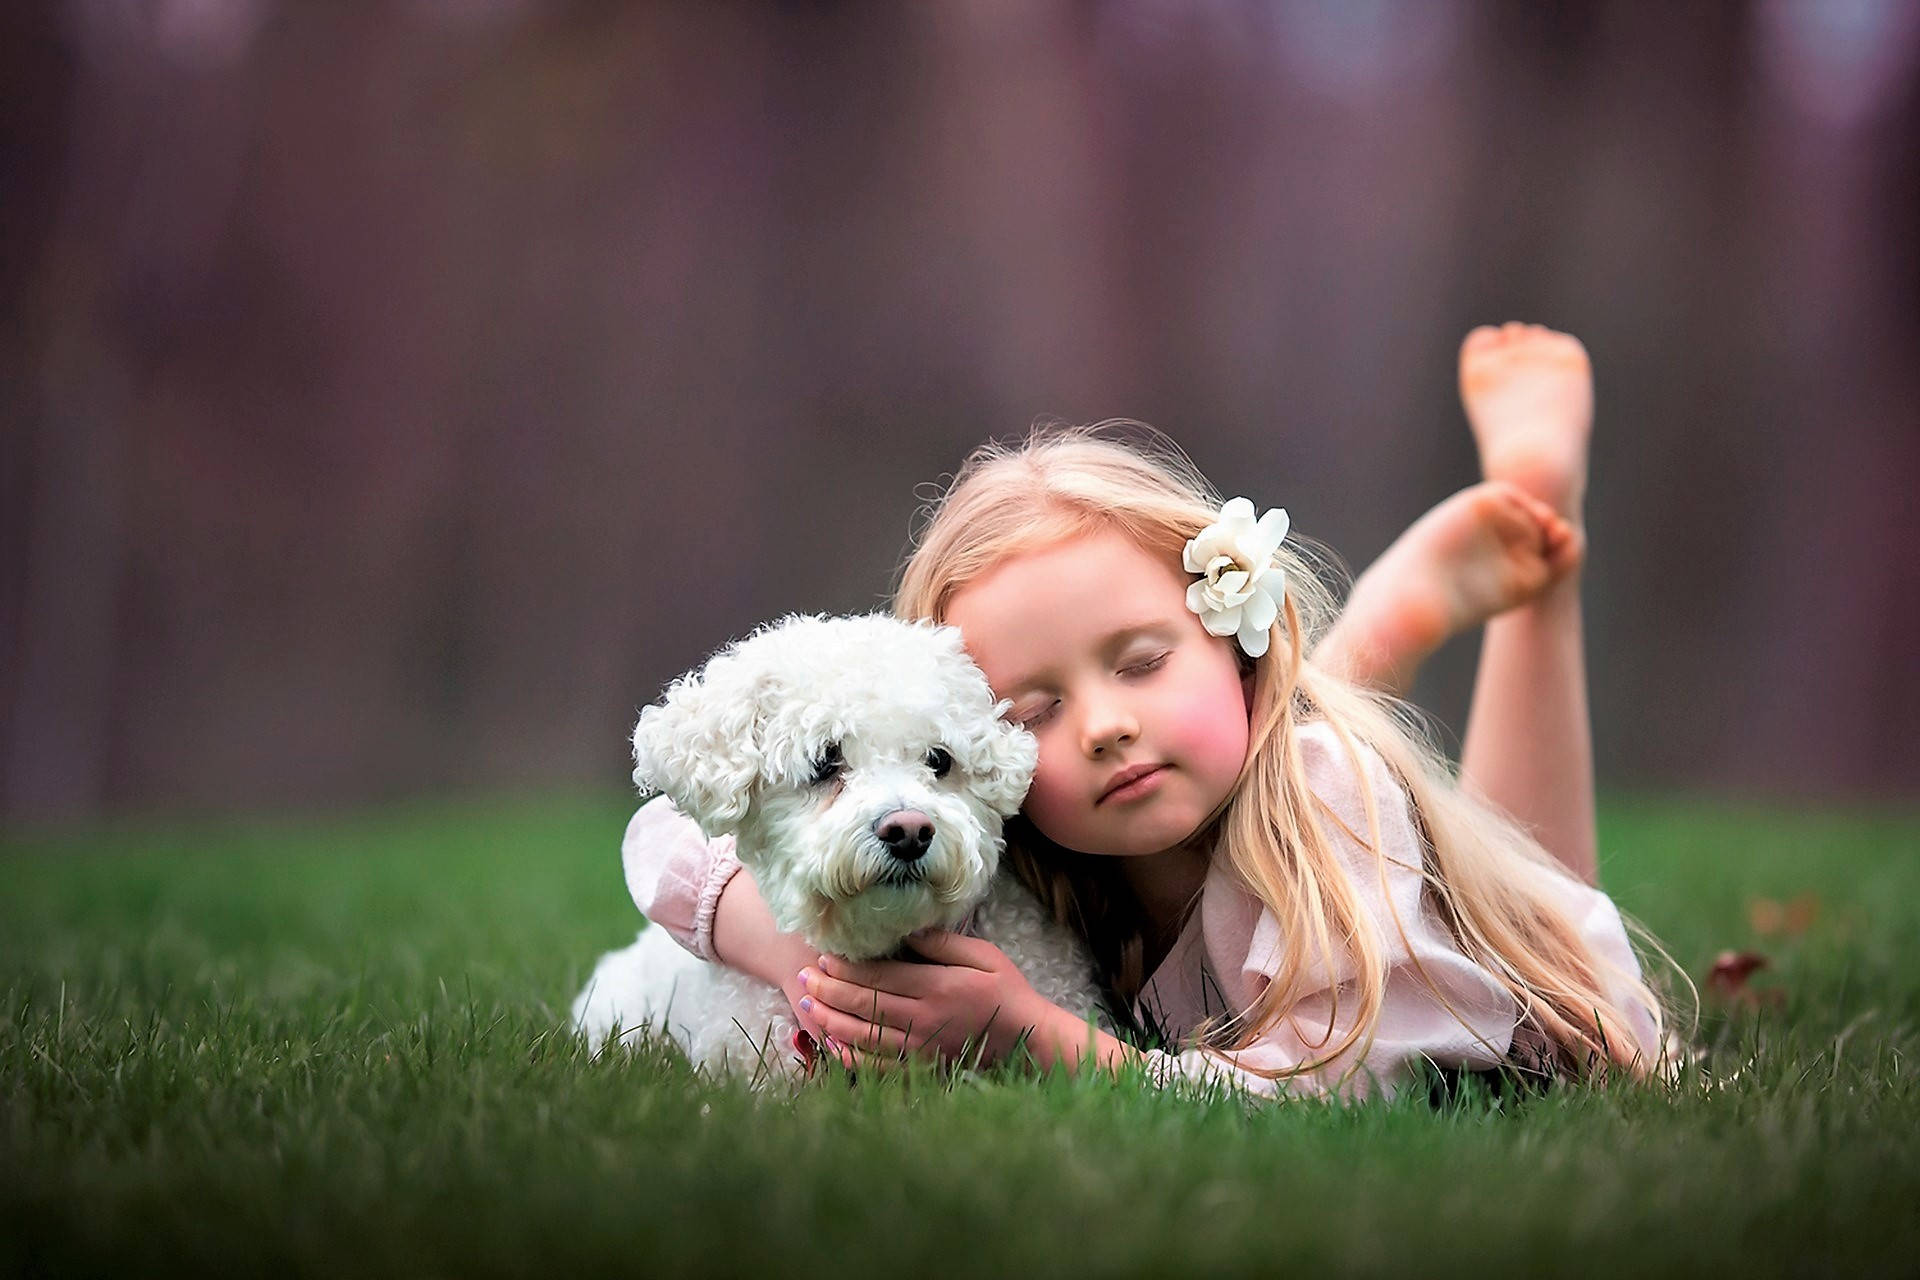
[3,0,1916,825]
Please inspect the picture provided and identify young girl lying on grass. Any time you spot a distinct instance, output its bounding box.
[627,323,1672,1097]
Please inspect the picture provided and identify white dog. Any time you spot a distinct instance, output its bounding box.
[571,614,1105,1078]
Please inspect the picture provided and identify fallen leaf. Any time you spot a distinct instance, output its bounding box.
[1747,892,1822,938]
[1747,898,1784,935]
[1706,950,1785,1009]
[1784,892,1821,935]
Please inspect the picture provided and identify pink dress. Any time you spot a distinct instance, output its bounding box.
[620,720,1654,1100]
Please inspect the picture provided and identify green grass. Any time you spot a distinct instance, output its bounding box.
[3,792,1917,1277]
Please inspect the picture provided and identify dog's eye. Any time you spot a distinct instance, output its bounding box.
[809,743,843,786]
[926,747,952,779]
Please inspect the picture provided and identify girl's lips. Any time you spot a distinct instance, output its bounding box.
[1098,764,1167,805]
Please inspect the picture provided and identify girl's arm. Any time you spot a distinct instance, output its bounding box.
[622,800,825,1042]
[711,870,830,1015]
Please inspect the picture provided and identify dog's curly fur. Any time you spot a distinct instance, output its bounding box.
[572,614,1104,1077]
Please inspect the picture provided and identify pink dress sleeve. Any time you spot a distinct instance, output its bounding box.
[620,799,742,962]
[1136,722,1534,1100]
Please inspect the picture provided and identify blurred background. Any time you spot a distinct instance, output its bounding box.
[2,0,1916,825]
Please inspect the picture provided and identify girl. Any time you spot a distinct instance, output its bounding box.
[627,324,1670,1097]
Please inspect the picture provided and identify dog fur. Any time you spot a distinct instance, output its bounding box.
[571,614,1104,1077]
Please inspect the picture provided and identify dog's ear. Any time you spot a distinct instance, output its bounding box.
[921,621,1039,817]
[631,645,769,836]
[970,715,1040,818]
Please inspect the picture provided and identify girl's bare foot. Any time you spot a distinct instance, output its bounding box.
[1316,481,1582,697]
[1459,322,1593,525]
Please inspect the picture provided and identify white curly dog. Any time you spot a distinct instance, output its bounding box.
[571,613,1104,1077]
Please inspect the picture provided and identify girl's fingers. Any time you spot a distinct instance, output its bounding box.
[815,954,929,996]
[901,929,1000,969]
[801,968,914,1025]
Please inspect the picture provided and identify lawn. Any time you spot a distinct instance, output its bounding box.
[3,792,1916,1277]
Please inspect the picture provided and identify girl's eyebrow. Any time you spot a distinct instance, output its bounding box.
[1100,618,1179,651]
[1002,619,1177,695]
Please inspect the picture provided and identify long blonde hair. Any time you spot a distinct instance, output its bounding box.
[895,423,1672,1083]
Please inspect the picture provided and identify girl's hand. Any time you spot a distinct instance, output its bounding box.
[797,931,1069,1068]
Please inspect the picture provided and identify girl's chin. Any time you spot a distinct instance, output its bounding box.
[1032,798,1210,859]
[1077,818,1210,861]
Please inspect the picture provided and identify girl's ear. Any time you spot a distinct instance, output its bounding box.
[631,653,767,836]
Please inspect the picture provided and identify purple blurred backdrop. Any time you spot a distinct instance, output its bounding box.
[3,1,1916,823]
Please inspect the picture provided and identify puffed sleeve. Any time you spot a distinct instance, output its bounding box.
[621,798,742,962]
[1136,722,1520,1100]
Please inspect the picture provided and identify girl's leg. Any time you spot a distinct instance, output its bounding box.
[1454,324,1597,883]
[1460,573,1595,882]
[1314,323,1598,882]
[1313,481,1579,702]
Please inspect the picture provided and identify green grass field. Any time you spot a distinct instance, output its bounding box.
[4,793,1916,1277]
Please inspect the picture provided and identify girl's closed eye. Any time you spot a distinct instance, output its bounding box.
[1017,699,1061,729]
[1123,652,1170,677]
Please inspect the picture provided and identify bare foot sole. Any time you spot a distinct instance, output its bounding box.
[1320,481,1581,694]
[1460,322,1593,524]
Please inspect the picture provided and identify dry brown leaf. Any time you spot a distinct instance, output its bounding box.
[1783,891,1821,935]
[1747,892,1822,938]
[1706,950,1784,1009]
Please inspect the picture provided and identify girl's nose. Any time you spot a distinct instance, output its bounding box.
[1080,702,1139,757]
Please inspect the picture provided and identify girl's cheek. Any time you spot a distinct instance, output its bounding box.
[1020,754,1084,844]
[1167,692,1252,777]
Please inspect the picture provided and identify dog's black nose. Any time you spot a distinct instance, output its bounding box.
[874,810,934,862]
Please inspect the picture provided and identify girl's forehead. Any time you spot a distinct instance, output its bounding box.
[945,531,1189,682]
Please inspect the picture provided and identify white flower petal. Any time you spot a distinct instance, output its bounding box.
[1215,568,1250,596]
[1219,497,1255,530]
[1251,507,1290,559]
[1186,580,1209,613]
[1201,604,1242,637]
[1243,588,1277,633]
[1238,618,1271,658]
[1253,566,1286,599]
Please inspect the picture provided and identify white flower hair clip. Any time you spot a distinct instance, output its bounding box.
[1183,497,1289,658]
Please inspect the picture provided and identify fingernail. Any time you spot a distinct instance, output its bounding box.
[797,968,812,987]
[799,996,813,1012]
[818,955,834,972]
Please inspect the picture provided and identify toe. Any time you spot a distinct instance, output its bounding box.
[1507,486,1558,525]
[1547,526,1586,578]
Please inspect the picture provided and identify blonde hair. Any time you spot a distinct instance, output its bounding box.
[895,422,1674,1084]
